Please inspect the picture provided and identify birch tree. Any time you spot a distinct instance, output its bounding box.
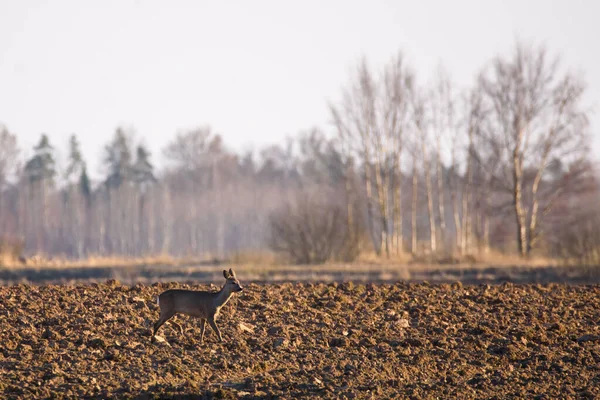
[0,126,20,238]
[24,134,56,253]
[330,53,414,257]
[429,68,455,250]
[0,125,19,188]
[412,88,437,253]
[64,134,87,257]
[479,42,590,256]
[383,55,413,254]
[330,59,379,254]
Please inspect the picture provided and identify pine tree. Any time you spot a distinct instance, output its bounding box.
[104,128,133,189]
[132,144,156,187]
[24,134,56,184]
[23,134,56,253]
[65,134,85,183]
[79,165,91,199]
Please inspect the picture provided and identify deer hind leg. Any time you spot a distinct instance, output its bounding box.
[199,319,206,343]
[207,317,223,342]
[169,318,184,335]
[152,309,176,338]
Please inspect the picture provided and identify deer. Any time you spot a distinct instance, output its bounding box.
[152,268,243,343]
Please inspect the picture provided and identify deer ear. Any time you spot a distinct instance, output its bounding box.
[223,270,229,279]
[229,268,235,277]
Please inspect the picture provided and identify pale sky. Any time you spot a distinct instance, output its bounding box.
[1,0,598,178]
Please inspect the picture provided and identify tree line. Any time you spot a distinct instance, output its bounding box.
[0,41,597,263]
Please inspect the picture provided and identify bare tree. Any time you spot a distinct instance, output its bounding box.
[0,125,19,188]
[412,88,437,253]
[269,189,354,264]
[63,134,87,257]
[163,126,224,257]
[410,150,419,254]
[448,102,464,253]
[459,88,481,255]
[330,53,414,257]
[163,127,214,172]
[479,42,590,256]
[383,55,413,255]
[0,126,20,241]
[544,162,599,263]
[330,119,358,244]
[468,86,503,254]
[430,68,455,250]
[330,59,380,254]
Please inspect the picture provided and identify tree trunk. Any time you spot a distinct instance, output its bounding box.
[147,191,155,254]
[436,149,446,250]
[363,155,379,255]
[482,212,490,253]
[41,181,48,254]
[513,146,527,257]
[98,199,106,255]
[450,163,462,253]
[461,126,475,255]
[138,193,145,256]
[527,149,551,255]
[421,141,437,253]
[392,162,403,254]
[374,156,390,258]
[213,160,225,260]
[161,187,172,255]
[411,158,418,254]
[344,161,356,241]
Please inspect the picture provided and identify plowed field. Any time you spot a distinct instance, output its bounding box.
[1,281,599,399]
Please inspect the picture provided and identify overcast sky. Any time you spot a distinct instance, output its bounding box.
[1,0,598,178]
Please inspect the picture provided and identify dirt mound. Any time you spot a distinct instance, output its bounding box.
[0,281,598,398]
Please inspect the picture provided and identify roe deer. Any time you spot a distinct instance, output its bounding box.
[152,268,243,343]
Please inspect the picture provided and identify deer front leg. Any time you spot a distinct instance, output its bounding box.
[170,319,184,335]
[207,317,223,342]
[199,319,206,343]
[152,310,176,340]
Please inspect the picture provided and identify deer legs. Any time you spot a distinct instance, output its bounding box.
[154,315,222,343]
[199,319,206,343]
[170,319,184,335]
[207,318,223,342]
[199,318,222,343]
[152,309,175,339]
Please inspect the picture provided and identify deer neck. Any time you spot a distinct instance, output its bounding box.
[214,285,234,309]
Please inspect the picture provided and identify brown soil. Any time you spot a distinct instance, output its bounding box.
[0,281,599,399]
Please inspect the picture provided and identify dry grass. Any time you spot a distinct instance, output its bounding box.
[0,235,25,266]
[0,253,18,267]
[356,250,414,265]
[1,253,205,269]
[1,252,595,286]
[2,248,560,272]
[228,250,282,266]
[353,248,557,268]
[473,249,558,266]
